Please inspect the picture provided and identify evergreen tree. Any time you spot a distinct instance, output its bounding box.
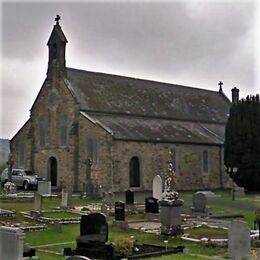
[224,95,260,191]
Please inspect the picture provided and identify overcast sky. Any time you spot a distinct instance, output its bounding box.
[1,0,259,139]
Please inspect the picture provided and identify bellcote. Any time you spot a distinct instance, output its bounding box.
[47,15,68,77]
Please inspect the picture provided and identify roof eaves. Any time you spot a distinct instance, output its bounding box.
[11,119,30,142]
[113,137,223,146]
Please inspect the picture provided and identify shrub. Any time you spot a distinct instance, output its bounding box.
[113,236,133,257]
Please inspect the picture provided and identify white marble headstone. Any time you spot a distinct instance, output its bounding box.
[0,226,25,260]
[37,181,51,195]
[228,220,251,260]
[153,175,162,200]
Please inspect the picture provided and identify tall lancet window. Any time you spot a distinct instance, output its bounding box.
[59,113,68,146]
[52,43,57,59]
[18,142,25,167]
[202,149,209,174]
[39,116,47,147]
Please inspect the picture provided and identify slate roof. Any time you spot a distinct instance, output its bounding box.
[81,112,225,145]
[64,67,230,145]
[66,68,230,124]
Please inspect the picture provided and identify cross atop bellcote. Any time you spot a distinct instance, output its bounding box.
[218,81,223,93]
[55,15,61,25]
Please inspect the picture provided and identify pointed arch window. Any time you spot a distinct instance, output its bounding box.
[202,149,209,174]
[129,156,140,187]
[39,116,47,147]
[52,43,57,59]
[59,113,68,146]
[18,142,25,167]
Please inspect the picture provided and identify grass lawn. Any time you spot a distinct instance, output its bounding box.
[43,211,81,218]
[0,191,259,259]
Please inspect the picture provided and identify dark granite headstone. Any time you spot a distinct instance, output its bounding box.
[74,213,114,259]
[115,201,125,221]
[78,213,108,244]
[125,189,134,204]
[145,197,159,213]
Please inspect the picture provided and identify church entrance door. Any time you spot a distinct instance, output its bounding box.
[129,156,140,187]
[47,157,58,187]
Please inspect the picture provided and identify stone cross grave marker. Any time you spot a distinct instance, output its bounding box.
[61,188,72,208]
[0,226,25,260]
[34,193,43,212]
[228,220,251,260]
[192,192,207,212]
[37,181,51,195]
[104,192,114,209]
[153,175,163,200]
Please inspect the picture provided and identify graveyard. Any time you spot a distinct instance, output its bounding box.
[0,185,260,259]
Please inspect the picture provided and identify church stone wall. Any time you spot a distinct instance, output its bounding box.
[112,141,223,191]
[30,78,79,188]
[11,121,32,170]
[78,114,114,193]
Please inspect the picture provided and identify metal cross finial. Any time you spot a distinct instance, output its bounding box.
[55,15,61,25]
[218,81,223,92]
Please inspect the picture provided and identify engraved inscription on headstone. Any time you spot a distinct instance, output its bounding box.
[145,197,159,214]
[115,201,125,221]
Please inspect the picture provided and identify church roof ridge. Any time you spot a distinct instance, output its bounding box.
[66,67,223,95]
[65,67,231,124]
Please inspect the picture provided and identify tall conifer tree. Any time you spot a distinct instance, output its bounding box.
[224,95,260,191]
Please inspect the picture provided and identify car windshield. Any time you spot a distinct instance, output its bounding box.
[24,170,34,176]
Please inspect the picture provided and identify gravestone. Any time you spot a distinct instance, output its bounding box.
[160,199,183,236]
[101,200,108,217]
[115,201,125,221]
[228,220,251,260]
[37,181,51,195]
[159,150,184,236]
[77,213,108,245]
[53,220,62,233]
[0,226,25,260]
[34,193,43,212]
[125,189,134,204]
[192,192,207,213]
[145,197,159,214]
[153,175,163,200]
[112,201,128,231]
[234,186,245,197]
[73,213,114,259]
[61,188,72,208]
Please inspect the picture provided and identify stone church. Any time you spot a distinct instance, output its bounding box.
[10,16,237,192]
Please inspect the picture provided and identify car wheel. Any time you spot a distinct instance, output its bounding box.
[23,181,29,190]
